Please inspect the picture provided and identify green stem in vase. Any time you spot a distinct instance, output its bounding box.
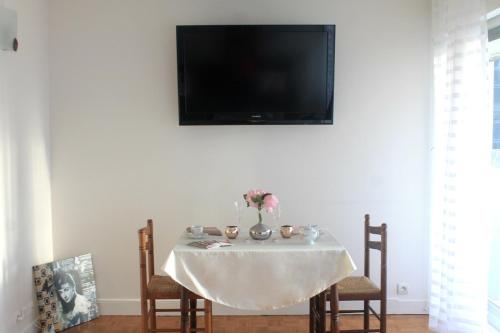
[258,210,262,224]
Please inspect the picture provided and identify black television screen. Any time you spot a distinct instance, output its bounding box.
[176,25,335,125]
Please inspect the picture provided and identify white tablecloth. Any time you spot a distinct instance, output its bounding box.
[162,230,356,311]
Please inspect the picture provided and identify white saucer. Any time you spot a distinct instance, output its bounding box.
[185,232,206,239]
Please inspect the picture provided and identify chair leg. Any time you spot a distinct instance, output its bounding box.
[140,295,149,333]
[181,289,189,333]
[330,285,340,333]
[380,299,387,333]
[204,299,212,333]
[363,300,369,332]
[151,299,157,331]
[309,296,316,333]
[190,299,197,333]
[317,291,326,333]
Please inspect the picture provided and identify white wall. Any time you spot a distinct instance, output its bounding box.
[0,0,52,332]
[49,0,431,315]
[488,0,500,12]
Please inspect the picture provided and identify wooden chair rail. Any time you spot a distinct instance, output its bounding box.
[338,310,363,314]
[335,329,381,333]
[152,309,187,313]
[367,241,381,251]
[153,308,208,312]
[367,226,383,235]
[368,306,380,320]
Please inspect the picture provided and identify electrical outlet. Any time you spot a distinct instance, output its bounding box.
[16,309,24,321]
[397,283,408,295]
[16,306,29,322]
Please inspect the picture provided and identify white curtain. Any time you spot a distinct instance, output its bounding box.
[430,0,493,332]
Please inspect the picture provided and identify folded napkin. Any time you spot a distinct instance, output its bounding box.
[187,239,232,249]
[186,226,222,236]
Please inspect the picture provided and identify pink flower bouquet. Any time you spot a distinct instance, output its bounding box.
[243,189,279,223]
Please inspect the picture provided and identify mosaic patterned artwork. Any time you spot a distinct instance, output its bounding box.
[33,253,99,332]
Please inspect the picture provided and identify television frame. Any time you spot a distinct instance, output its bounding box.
[176,25,336,125]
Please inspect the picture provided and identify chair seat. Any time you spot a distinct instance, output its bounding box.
[148,275,204,300]
[328,276,381,301]
[147,275,182,299]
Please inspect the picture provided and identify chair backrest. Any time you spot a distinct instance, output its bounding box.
[363,214,387,296]
[138,219,156,290]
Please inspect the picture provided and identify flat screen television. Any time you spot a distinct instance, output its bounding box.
[176,25,335,125]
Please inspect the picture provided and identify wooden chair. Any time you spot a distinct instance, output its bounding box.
[139,219,213,333]
[312,214,387,333]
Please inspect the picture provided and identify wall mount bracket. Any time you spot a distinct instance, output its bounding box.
[0,7,18,52]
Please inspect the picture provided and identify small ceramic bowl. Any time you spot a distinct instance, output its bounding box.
[225,226,239,239]
[280,225,294,238]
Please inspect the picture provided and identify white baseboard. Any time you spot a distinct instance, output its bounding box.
[98,298,428,316]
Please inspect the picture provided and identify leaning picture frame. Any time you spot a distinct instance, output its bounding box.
[33,253,99,332]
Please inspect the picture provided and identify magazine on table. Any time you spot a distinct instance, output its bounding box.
[187,239,233,249]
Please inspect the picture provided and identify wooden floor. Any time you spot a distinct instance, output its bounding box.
[64,315,430,333]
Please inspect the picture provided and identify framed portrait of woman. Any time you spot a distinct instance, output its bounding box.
[33,253,99,332]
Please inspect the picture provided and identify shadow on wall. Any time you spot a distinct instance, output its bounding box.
[0,54,53,332]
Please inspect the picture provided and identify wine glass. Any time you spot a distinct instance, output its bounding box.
[233,200,244,225]
[272,203,281,221]
[270,202,281,232]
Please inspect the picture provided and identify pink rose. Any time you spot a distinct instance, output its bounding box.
[244,189,278,212]
[263,194,279,213]
[245,189,264,208]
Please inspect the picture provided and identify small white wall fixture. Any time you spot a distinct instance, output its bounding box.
[0,6,18,51]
